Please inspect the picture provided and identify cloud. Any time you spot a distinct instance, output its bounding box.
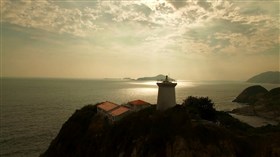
[166,0,188,9]
[1,0,100,37]
[1,0,279,57]
[197,0,212,10]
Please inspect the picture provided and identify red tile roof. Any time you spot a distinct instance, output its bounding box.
[97,101,119,112]
[128,99,150,106]
[109,106,130,116]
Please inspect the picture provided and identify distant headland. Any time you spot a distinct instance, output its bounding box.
[247,71,280,84]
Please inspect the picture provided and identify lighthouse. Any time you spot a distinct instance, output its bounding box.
[157,75,177,110]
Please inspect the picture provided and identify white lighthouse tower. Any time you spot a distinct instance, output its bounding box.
[157,75,177,110]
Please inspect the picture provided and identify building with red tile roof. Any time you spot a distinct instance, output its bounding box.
[110,106,130,116]
[97,101,119,116]
[108,106,131,122]
[97,101,131,122]
[127,99,150,111]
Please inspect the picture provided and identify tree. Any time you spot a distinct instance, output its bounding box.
[182,96,217,122]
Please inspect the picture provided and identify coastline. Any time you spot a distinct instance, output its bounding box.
[229,105,280,127]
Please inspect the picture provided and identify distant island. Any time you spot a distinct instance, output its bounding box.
[137,74,175,81]
[122,77,135,80]
[247,71,280,84]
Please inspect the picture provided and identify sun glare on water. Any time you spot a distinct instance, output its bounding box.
[136,87,158,94]
[177,80,196,88]
[129,81,157,86]
[130,80,196,88]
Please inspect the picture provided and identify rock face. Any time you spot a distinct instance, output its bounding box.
[247,71,280,84]
[41,103,280,157]
[233,85,268,103]
[137,74,175,81]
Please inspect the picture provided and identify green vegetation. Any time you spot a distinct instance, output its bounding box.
[182,96,216,122]
[41,97,280,157]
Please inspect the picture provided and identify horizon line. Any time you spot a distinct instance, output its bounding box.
[0,76,245,82]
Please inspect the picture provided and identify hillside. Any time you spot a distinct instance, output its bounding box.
[137,74,175,81]
[232,86,280,121]
[232,85,268,103]
[41,97,280,157]
[247,71,280,84]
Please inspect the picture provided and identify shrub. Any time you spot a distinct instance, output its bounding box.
[182,96,217,122]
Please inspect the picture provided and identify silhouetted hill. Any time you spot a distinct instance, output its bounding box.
[266,88,280,105]
[41,97,280,157]
[233,85,268,103]
[137,74,175,81]
[266,87,280,98]
[247,71,280,84]
[232,86,280,122]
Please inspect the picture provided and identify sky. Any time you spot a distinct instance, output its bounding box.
[1,0,279,80]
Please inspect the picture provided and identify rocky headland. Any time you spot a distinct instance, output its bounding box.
[41,96,280,157]
[231,85,280,122]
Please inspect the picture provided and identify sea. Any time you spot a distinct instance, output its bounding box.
[1,78,279,157]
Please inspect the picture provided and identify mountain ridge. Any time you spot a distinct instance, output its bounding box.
[247,71,280,84]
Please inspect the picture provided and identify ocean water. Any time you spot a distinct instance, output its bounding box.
[1,78,279,157]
